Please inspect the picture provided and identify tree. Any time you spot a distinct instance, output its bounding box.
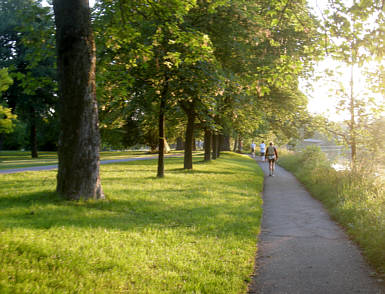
[0,68,16,136]
[320,0,385,170]
[0,0,58,157]
[0,68,12,93]
[93,0,320,173]
[94,0,218,175]
[53,0,104,200]
[0,105,17,134]
[189,0,320,148]
[175,61,219,169]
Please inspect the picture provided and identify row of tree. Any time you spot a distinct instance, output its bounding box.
[0,0,323,199]
[2,0,385,199]
[0,0,319,153]
[92,0,322,177]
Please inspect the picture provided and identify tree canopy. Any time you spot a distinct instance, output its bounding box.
[90,0,322,174]
[8,0,385,179]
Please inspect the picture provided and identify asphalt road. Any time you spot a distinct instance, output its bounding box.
[0,154,182,174]
[248,159,385,294]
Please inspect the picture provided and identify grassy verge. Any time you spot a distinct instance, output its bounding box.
[0,152,263,293]
[0,150,156,170]
[279,146,385,275]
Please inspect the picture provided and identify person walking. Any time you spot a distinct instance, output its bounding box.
[250,142,256,158]
[259,141,266,161]
[265,142,278,176]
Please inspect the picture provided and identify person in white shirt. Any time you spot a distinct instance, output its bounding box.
[259,141,266,161]
[250,142,256,157]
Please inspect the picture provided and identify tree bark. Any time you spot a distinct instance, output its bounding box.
[204,129,212,161]
[53,0,104,200]
[221,135,231,151]
[30,107,38,158]
[216,134,221,158]
[233,135,238,152]
[237,135,243,152]
[184,109,195,169]
[212,134,218,160]
[192,137,196,151]
[157,94,166,177]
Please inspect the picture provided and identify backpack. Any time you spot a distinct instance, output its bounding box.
[267,146,276,159]
[267,146,276,155]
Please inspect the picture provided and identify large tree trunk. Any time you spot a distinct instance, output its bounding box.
[192,137,196,151]
[30,108,38,158]
[239,140,243,152]
[53,0,104,200]
[157,94,166,177]
[204,129,212,161]
[233,134,238,152]
[221,135,231,151]
[212,134,218,160]
[216,134,221,158]
[184,110,195,169]
[237,135,243,152]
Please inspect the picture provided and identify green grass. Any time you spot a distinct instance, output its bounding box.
[0,150,155,170]
[0,152,263,293]
[279,147,385,275]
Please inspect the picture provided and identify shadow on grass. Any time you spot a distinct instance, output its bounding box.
[0,189,261,240]
[167,168,235,175]
[1,153,262,241]
[0,191,62,210]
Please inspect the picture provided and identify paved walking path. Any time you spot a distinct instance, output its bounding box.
[0,154,182,174]
[249,159,385,294]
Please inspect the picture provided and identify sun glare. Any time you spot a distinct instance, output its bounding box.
[304,0,385,123]
[303,58,385,122]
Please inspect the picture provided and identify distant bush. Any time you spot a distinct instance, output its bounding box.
[279,146,385,275]
[0,120,27,150]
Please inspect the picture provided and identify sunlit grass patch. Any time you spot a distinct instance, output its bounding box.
[0,150,155,170]
[0,152,263,293]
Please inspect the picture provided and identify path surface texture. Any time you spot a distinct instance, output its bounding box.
[0,154,182,174]
[249,160,385,294]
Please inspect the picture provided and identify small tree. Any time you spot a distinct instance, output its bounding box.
[321,0,385,170]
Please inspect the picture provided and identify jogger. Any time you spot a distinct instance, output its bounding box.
[265,142,278,176]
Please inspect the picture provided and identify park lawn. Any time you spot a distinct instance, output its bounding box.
[0,150,155,170]
[0,152,263,293]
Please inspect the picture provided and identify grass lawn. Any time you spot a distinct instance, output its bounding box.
[0,152,263,293]
[0,150,156,170]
